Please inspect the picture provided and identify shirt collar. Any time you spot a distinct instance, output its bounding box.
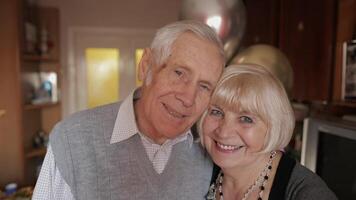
[139,129,193,148]
[110,89,139,144]
[110,88,193,147]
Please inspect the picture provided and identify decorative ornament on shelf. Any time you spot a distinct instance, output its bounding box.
[24,22,37,54]
[39,27,49,56]
[4,183,17,196]
[32,130,48,148]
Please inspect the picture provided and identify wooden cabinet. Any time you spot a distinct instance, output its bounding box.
[242,0,356,107]
[279,0,337,102]
[0,0,24,187]
[241,0,280,48]
[332,0,356,105]
[0,0,61,186]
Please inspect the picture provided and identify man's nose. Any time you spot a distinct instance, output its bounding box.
[176,84,197,107]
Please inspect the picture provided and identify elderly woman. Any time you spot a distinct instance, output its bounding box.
[199,64,337,200]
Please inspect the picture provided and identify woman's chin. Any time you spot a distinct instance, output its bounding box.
[212,157,239,169]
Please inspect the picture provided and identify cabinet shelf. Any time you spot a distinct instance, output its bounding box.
[25,147,47,159]
[332,101,356,108]
[24,102,60,110]
[22,54,58,62]
[0,2,61,186]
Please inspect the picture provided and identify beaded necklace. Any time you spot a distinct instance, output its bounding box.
[206,151,277,200]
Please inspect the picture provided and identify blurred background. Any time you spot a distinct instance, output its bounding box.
[1,0,356,199]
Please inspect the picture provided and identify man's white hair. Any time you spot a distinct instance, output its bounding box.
[143,20,225,85]
[150,20,225,67]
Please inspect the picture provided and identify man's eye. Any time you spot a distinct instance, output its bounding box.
[174,69,183,76]
[200,84,211,92]
[239,116,253,123]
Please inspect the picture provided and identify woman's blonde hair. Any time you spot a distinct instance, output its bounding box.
[198,64,295,153]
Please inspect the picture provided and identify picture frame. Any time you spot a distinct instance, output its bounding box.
[342,40,356,100]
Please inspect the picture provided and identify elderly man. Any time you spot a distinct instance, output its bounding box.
[32,20,225,200]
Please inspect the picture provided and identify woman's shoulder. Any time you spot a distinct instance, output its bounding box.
[285,157,338,200]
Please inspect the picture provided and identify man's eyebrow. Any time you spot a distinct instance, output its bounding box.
[174,64,215,87]
[174,65,192,74]
[175,64,190,71]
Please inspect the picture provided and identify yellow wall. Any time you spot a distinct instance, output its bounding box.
[86,48,119,108]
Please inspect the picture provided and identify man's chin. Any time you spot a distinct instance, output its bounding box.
[162,128,189,139]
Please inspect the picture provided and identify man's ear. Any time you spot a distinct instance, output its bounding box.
[138,48,153,82]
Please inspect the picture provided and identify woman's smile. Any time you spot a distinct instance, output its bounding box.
[215,141,244,153]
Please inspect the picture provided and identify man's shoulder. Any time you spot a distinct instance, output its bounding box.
[50,102,121,139]
[71,102,120,120]
[191,141,207,154]
[62,102,120,127]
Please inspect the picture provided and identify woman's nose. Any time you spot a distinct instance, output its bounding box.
[215,119,236,139]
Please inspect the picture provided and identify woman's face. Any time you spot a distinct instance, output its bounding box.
[202,103,268,169]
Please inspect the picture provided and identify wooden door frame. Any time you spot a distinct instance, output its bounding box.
[66,27,155,115]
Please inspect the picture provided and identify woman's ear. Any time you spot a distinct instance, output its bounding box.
[138,48,153,82]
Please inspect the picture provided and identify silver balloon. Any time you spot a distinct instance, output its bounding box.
[180,0,246,61]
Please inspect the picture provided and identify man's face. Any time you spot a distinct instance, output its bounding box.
[136,32,224,144]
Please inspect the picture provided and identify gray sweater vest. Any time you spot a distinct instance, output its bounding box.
[50,102,213,200]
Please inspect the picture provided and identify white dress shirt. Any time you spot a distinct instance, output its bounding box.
[32,90,193,200]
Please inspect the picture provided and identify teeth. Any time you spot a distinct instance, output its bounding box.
[168,110,184,118]
[217,142,242,151]
[164,104,185,118]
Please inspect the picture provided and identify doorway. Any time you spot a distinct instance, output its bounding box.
[67,27,155,114]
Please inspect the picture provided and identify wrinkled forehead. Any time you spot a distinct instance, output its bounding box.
[169,33,224,82]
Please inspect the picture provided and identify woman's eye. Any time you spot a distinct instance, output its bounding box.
[209,108,223,117]
[239,116,253,123]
